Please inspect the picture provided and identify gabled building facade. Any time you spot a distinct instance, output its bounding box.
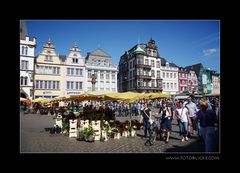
[34,39,63,98]
[85,48,118,92]
[178,67,188,93]
[64,43,86,96]
[187,69,199,94]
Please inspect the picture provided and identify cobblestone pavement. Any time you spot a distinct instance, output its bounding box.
[20,112,205,153]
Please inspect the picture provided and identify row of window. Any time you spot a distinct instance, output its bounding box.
[87,72,116,80]
[179,73,196,78]
[180,87,198,91]
[36,66,60,75]
[179,80,197,85]
[67,68,83,76]
[99,81,116,83]
[20,76,28,85]
[162,72,177,79]
[135,69,162,78]
[66,81,83,90]
[162,82,177,90]
[91,59,110,66]
[136,80,161,88]
[129,59,161,69]
[35,80,60,90]
[147,49,157,57]
[21,46,28,55]
[87,87,116,91]
[44,55,80,63]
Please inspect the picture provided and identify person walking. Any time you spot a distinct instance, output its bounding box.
[185,97,198,136]
[196,101,218,152]
[141,102,152,138]
[159,101,172,143]
[175,101,190,141]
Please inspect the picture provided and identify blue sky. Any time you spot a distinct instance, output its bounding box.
[26,20,220,72]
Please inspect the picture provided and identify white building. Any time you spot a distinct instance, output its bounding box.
[160,58,179,95]
[20,20,36,99]
[85,48,118,92]
[64,43,86,96]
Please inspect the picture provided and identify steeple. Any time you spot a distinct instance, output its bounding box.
[70,42,80,52]
[147,37,157,49]
[43,38,55,49]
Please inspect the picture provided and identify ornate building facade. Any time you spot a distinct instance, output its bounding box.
[118,38,163,93]
[64,43,86,96]
[34,39,63,98]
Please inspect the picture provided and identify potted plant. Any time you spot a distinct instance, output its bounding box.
[61,122,69,135]
[81,123,95,142]
[101,120,111,141]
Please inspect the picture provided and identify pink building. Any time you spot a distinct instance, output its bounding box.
[178,67,188,93]
[187,70,199,94]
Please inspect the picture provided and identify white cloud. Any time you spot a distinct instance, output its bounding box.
[203,48,217,56]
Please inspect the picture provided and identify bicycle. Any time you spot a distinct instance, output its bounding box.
[145,116,161,146]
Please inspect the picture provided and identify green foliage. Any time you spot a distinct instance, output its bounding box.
[62,122,69,131]
[102,121,111,132]
[80,122,95,139]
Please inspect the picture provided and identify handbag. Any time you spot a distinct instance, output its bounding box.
[143,109,153,125]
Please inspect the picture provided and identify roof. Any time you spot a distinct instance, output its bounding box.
[185,63,203,77]
[160,57,178,67]
[160,57,167,66]
[89,48,111,57]
[59,55,67,61]
[134,45,145,53]
[169,62,178,67]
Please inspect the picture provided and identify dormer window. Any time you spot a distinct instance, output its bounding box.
[45,55,52,61]
[72,58,78,63]
[73,53,77,56]
[166,62,169,67]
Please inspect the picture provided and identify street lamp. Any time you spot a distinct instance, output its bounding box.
[27,71,34,99]
[91,73,97,91]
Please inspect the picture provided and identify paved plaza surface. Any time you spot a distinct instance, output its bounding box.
[20,112,205,153]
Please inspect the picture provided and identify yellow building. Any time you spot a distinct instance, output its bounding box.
[34,39,64,98]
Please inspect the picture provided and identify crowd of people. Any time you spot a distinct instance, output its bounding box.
[20,95,220,152]
[140,96,219,152]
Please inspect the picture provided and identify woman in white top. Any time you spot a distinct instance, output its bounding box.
[175,101,190,141]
